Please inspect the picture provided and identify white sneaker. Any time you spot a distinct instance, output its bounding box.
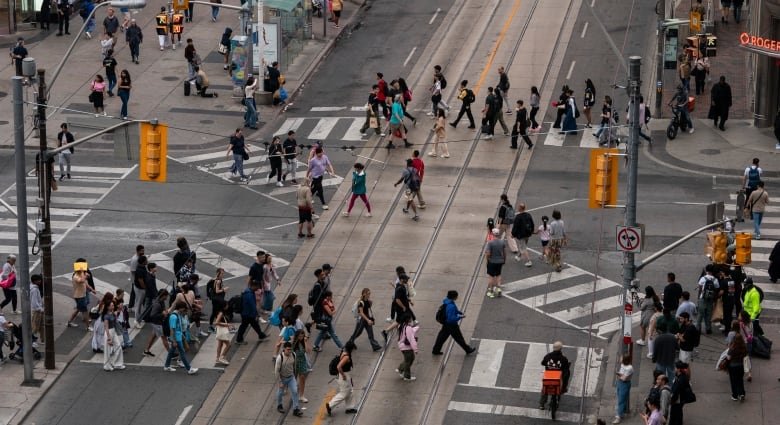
[426,112,434,116]
[343,211,350,217]
[199,331,209,337]
[688,128,694,134]
[188,367,199,375]
[258,317,268,324]
[524,261,533,267]
[612,416,621,424]
[67,322,79,328]
[88,326,94,332]
[300,397,308,403]
[177,360,185,368]
[514,255,521,262]
[276,181,283,187]
[366,212,372,217]
[404,376,417,381]
[322,205,329,210]
[164,366,177,372]
[636,340,647,346]
[385,317,393,323]
[484,135,493,140]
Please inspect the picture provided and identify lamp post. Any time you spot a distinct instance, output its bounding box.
[33,0,147,370]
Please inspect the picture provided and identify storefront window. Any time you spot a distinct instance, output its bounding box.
[0,0,13,35]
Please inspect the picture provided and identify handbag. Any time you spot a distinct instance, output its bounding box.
[215,317,231,341]
[217,43,228,55]
[716,348,728,371]
[88,91,97,103]
[369,116,379,129]
[0,271,15,289]
[242,151,249,161]
[681,384,697,404]
[751,334,772,359]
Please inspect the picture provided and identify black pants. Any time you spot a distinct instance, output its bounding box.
[402,103,416,122]
[40,9,50,29]
[236,315,266,342]
[348,318,382,350]
[728,363,745,398]
[553,107,565,128]
[129,41,140,60]
[311,175,326,205]
[58,10,69,34]
[669,404,684,425]
[452,103,475,127]
[713,106,729,129]
[432,323,471,353]
[269,159,282,181]
[511,127,533,148]
[0,288,17,311]
[482,114,497,135]
[530,106,540,128]
[695,77,706,95]
[380,101,390,120]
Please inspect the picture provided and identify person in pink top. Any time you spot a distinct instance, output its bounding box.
[89,75,107,116]
[395,313,419,381]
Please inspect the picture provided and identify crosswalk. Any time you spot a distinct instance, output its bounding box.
[500,264,638,338]
[0,165,135,260]
[273,116,368,142]
[542,124,629,149]
[448,339,602,423]
[173,148,344,196]
[728,193,780,314]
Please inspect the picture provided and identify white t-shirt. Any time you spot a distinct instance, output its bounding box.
[618,363,634,381]
[538,224,550,242]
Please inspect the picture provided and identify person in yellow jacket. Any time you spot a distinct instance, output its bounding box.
[742,278,763,335]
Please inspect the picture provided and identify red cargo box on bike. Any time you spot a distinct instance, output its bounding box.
[542,370,563,395]
[687,96,696,112]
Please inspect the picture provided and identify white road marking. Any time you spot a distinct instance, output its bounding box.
[343,118,365,141]
[468,339,505,387]
[196,247,249,278]
[517,342,547,394]
[275,117,305,137]
[429,7,441,25]
[174,405,193,425]
[448,401,582,423]
[520,277,619,307]
[264,220,300,230]
[403,46,418,67]
[543,131,565,146]
[502,267,585,293]
[553,294,622,322]
[566,60,576,80]
[216,236,291,268]
[581,21,589,38]
[310,107,346,112]
[307,117,340,140]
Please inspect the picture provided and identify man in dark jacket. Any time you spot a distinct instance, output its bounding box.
[266,61,281,93]
[235,282,267,344]
[539,341,570,410]
[511,203,535,266]
[652,322,678,380]
[710,76,732,131]
[125,19,143,64]
[511,100,533,149]
[431,290,476,355]
[481,87,497,139]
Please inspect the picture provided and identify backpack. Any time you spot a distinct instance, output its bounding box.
[351,299,361,319]
[405,167,421,191]
[689,324,701,348]
[747,167,760,189]
[228,294,243,316]
[206,279,216,299]
[435,303,446,324]
[503,205,515,223]
[269,306,283,326]
[701,277,717,302]
[439,75,447,89]
[644,105,652,124]
[465,89,476,104]
[329,353,343,376]
[307,283,322,306]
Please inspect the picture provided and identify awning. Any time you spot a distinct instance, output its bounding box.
[264,0,301,12]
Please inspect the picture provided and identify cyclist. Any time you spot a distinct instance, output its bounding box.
[671,85,694,134]
[539,341,571,410]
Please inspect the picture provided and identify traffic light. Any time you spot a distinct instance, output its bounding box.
[139,122,167,183]
[706,231,727,263]
[735,232,752,265]
[588,148,619,208]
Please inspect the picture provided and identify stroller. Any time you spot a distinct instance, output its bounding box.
[6,322,42,362]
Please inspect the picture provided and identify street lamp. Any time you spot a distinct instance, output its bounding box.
[33,0,147,371]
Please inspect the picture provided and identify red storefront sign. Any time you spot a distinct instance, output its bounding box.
[740,32,780,52]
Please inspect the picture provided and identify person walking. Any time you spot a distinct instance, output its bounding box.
[450,80,476,129]
[511,100,534,149]
[745,181,769,239]
[720,0,732,23]
[235,281,268,344]
[732,0,744,22]
[742,157,762,200]
[561,89,578,135]
[613,354,633,424]
[117,70,131,119]
[226,128,250,181]
[210,0,221,21]
[638,286,660,346]
[56,0,70,36]
[497,66,511,113]
[10,38,27,77]
[394,159,421,221]
[40,0,51,31]
[89,75,107,116]
[497,194,518,253]
[0,255,18,314]
[537,215,551,262]
[692,56,709,95]
[678,55,691,92]
[325,341,358,416]
[725,330,748,401]
[529,86,541,130]
[67,265,97,329]
[430,108,451,157]
[669,362,693,425]
[348,288,382,351]
[244,75,259,129]
[292,330,312,403]
[381,274,416,343]
[481,87,498,139]
[275,341,304,416]
[395,313,419,381]
[102,300,126,371]
[493,87,510,136]
[583,79,596,128]
[552,85,569,129]
[267,136,284,187]
[155,7,169,50]
[307,147,335,210]
[742,278,763,335]
[297,177,315,238]
[710,76,732,131]
[398,77,417,124]
[219,27,232,70]
[431,290,476,355]
[312,290,343,352]
[548,210,567,272]
[282,130,300,183]
[125,19,142,64]
[56,123,75,181]
[511,203,535,267]
[163,301,198,374]
[102,49,117,98]
[388,95,412,149]
[344,163,372,217]
[360,85,382,136]
[143,290,170,356]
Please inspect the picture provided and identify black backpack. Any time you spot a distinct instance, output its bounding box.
[701,277,717,302]
[308,283,322,306]
[206,279,216,299]
[228,294,243,316]
[329,353,342,376]
[405,167,421,191]
[465,89,476,104]
[435,303,446,324]
[440,75,447,89]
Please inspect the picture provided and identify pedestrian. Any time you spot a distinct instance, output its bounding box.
[724,324,748,402]
[381,274,415,342]
[99,33,113,59]
[207,268,227,330]
[40,0,51,31]
[376,72,390,120]
[282,131,300,183]
[0,255,17,314]
[226,128,250,181]
[116,292,133,348]
[612,354,633,423]
[548,209,567,272]
[169,10,184,48]
[746,181,769,239]
[537,215,551,262]
[583,79,596,127]
[125,19,142,64]
[331,0,342,28]
[312,290,343,351]
[511,100,534,149]
[91,293,112,353]
[67,263,97,329]
[268,136,284,187]
[155,7,169,50]
[485,228,506,298]
[431,290,476,355]
[143,290,170,356]
[427,108,451,157]
[737,311,754,381]
[102,300,126,371]
[720,0,732,23]
[732,0,743,22]
[102,49,117,97]
[410,150,426,207]
[640,397,663,425]
[561,89,578,135]
[710,76,732,131]
[343,163,372,217]
[9,38,27,77]
[497,66,511,113]
[273,315,296,360]
[669,361,693,425]
[481,87,498,139]
[676,312,698,364]
[497,194,518,253]
[450,80,476,129]
[652,320,678,378]
[394,159,421,221]
[638,286,660,346]
[56,0,71,36]
[89,74,107,116]
[662,272,683,313]
[511,203,535,267]
[263,253,281,316]
[348,288,382,351]
[307,147,335,210]
[265,61,281,95]
[55,123,75,181]
[325,341,358,416]
[117,69,131,119]
[395,313,419,381]
[297,177,315,238]
[384,266,406,324]
[646,302,663,359]
[162,301,198,374]
[243,75,259,128]
[742,157,762,200]
[103,7,119,45]
[274,341,304,416]
[429,73,446,118]
[552,85,569,129]
[678,55,691,91]
[741,278,763,335]
[220,27,233,70]
[194,66,217,97]
[79,0,95,39]
[29,275,43,345]
[132,254,149,327]
[209,0,221,21]
[398,77,417,124]
[184,38,197,80]
[720,275,738,335]
[389,95,412,148]
[691,55,709,95]
[493,87,511,136]
[185,0,194,22]
[529,86,541,130]
[360,85,382,136]
[235,281,268,344]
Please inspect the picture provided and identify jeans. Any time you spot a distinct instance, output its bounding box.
[681,77,690,92]
[119,90,130,117]
[84,18,95,34]
[348,318,381,350]
[616,379,631,417]
[211,5,219,20]
[656,363,675,384]
[107,73,116,95]
[244,98,257,127]
[284,158,297,180]
[187,62,195,80]
[277,375,300,409]
[753,212,763,236]
[231,153,246,178]
[314,316,343,349]
[678,106,693,129]
[164,339,191,369]
[728,363,745,398]
[58,152,71,177]
[733,6,742,23]
[697,299,713,332]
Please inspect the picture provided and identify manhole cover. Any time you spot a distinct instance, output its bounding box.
[700,149,720,155]
[138,231,169,241]
[0,91,7,98]
[101,134,114,140]
[0,121,8,126]
[162,76,179,81]
[200,120,214,124]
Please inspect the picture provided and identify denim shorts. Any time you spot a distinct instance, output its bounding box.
[75,296,89,312]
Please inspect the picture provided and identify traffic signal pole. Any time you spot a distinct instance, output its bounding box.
[655,0,666,118]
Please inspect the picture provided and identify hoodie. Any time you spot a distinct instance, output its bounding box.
[442,298,464,324]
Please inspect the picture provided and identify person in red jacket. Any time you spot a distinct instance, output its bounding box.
[376,72,390,120]
[411,150,426,209]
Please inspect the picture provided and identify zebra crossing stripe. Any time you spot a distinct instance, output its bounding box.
[343,118,365,141]
[553,294,623,322]
[502,267,585,293]
[307,117,340,140]
[543,131,565,147]
[448,401,582,423]
[516,341,548,394]
[196,247,249,278]
[468,339,506,387]
[215,236,291,268]
[520,278,619,307]
[275,117,305,137]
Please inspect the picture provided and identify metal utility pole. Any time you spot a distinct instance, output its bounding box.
[35,69,55,370]
[12,76,36,382]
[656,0,666,117]
[622,56,642,355]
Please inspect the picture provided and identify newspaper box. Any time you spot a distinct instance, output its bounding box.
[542,370,563,395]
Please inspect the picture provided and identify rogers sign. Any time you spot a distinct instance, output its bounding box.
[740,32,780,52]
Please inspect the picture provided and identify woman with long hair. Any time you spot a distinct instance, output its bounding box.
[583,79,596,128]
[102,299,126,371]
[398,77,417,124]
[638,286,660,346]
[726,332,747,401]
[344,163,371,217]
[292,329,311,403]
[89,74,107,116]
[92,292,114,353]
[213,300,232,365]
[117,69,131,119]
[529,86,541,130]
[430,108,450,158]
[396,313,419,380]
[348,288,382,351]
[144,289,170,356]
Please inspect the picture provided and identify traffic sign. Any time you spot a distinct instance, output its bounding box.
[623,303,633,345]
[616,225,642,253]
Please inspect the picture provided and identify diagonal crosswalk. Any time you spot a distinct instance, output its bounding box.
[501,265,638,338]
[272,116,369,142]
[728,193,780,314]
[448,339,602,423]
[0,165,135,259]
[542,124,629,149]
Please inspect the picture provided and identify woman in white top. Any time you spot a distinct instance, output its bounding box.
[615,354,634,423]
[244,75,259,129]
[537,216,551,262]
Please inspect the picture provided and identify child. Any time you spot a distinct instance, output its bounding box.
[100,34,114,59]
[537,215,551,262]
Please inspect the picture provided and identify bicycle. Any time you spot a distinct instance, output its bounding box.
[542,369,563,421]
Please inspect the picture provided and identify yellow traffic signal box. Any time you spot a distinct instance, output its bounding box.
[139,122,167,183]
[588,148,619,209]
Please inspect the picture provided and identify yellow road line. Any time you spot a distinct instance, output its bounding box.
[473,0,523,94]
[312,388,338,424]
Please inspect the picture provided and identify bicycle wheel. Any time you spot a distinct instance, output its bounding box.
[550,394,558,421]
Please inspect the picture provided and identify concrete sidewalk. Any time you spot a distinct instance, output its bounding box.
[0,0,364,152]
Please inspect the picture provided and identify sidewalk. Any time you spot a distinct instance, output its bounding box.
[0,0,364,152]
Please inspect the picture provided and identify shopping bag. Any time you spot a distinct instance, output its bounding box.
[369,116,379,129]
[711,298,723,322]
[751,334,772,359]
